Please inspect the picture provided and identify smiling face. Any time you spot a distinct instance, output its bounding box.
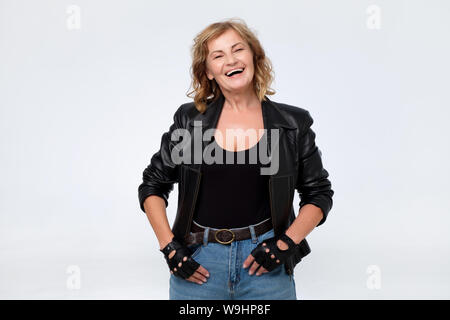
[205,28,255,95]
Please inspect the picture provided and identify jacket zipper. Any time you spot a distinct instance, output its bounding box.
[186,171,202,237]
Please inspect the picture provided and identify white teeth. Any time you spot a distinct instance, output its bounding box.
[226,68,244,76]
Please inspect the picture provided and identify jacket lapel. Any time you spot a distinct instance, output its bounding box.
[187,94,295,164]
[184,94,298,237]
[261,96,296,160]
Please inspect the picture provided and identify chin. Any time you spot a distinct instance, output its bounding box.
[230,78,250,87]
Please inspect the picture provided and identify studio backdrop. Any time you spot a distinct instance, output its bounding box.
[1,0,449,299]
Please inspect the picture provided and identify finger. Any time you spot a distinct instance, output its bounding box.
[256,266,268,276]
[248,261,261,275]
[195,264,210,278]
[242,254,255,268]
[187,262,208,283]
[191,264,208,282]
[193,270,208,283]
[187,273,206,285]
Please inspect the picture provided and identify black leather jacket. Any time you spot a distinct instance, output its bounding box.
[138,94,334,275]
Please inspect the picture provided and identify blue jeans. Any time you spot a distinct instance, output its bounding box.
[169,221,297,300]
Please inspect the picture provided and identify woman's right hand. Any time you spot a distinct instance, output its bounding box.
[160,238,210,285]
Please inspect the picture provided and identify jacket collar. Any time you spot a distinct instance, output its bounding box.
[188,93,296,131]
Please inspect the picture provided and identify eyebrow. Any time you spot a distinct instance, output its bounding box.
[209,42,244,55]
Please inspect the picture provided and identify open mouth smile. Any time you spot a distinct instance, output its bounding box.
[225,67,245,78]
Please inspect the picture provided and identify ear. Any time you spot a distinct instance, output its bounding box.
[206,70,214,81]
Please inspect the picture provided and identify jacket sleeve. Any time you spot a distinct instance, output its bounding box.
[138,106,183,213]
[296,110,334,226]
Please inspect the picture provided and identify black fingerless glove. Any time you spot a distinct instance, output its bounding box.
[250,233,297,272]
[160,238,200,279]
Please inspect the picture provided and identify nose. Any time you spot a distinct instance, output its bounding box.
[224,52,238,66]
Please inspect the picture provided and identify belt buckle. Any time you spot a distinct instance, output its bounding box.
[214,229,235,245]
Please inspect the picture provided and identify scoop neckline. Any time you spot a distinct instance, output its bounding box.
[214,131,266,153]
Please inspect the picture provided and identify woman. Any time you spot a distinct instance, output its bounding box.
[138,18,334,300]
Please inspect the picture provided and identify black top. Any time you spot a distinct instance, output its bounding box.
[192,131,272,229]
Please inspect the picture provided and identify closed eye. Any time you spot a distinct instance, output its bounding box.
[214,48,243,59]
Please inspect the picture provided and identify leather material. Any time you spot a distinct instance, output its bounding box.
[160,238,200,279]
[138,93,334,275]
[250,233,297,272]
[184,218,273,246]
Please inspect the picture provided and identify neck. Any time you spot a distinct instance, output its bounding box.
[221,88,260,113]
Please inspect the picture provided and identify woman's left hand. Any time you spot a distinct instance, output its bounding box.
[242,233,297,276]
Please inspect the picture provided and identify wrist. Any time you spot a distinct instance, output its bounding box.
[159,235,175,250]
[284,229,301,245]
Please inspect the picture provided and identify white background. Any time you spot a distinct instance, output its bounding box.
[1,0,449,299]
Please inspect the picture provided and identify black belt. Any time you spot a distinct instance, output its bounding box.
[184,218,273,246]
